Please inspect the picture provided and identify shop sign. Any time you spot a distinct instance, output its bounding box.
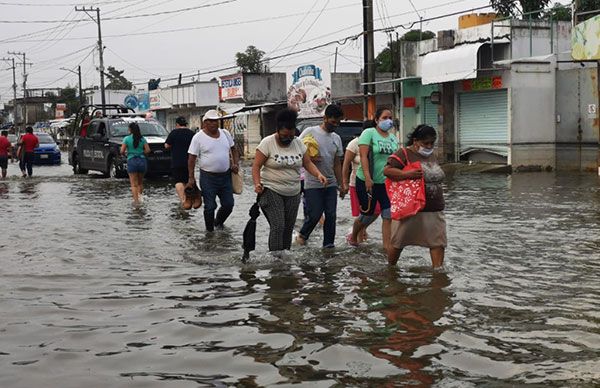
[220,73,243,101]
[287,62,331,118]
[462,76,502,91]
[403,97,416,108]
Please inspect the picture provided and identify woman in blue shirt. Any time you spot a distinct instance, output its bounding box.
[120,122,150,204]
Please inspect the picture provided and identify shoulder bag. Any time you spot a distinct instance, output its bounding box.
[385,147,426,220]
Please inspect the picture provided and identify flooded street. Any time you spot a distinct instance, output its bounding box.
[1,155,599,387]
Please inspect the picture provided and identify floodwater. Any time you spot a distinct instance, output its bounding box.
[0,155,599,387]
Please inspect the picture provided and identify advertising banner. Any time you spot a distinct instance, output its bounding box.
[572,14,600,60]
[287,62,331,118]
[220,73,244,101]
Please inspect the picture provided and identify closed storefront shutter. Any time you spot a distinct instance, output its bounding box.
[458,89,508,157]
[422,97,438,128]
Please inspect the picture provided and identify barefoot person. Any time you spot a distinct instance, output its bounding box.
[120,122,150,204]
[165,116,195,207]
[347,108,399,253]
[384,125,446,268]
[341,120,380,243]
[252,108,327,253]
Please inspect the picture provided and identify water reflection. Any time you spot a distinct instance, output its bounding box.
[366,269,451,386]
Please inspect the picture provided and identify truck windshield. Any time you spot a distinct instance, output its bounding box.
[109,121,168,138]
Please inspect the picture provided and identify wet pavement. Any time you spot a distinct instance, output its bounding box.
[0,154,599,387]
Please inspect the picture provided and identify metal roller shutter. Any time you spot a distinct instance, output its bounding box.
[458,90,508,156]
[422,97,438,128]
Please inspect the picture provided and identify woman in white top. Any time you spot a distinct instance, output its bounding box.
[252,109,327,252]
[342,121,381,242]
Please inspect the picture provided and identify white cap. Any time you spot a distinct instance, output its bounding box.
[203,109,220,121]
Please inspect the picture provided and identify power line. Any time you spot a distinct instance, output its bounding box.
[0,0,238,23]
[133,2,493,85]
[0,0,152,6]
[271,0,331,68]
[0,2,361,43]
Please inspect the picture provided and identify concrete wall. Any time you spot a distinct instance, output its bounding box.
[556,67,599,171]
[243,73,286,104]
[332,73,361,98]
[400,79,439,143]
[511,21,572,59]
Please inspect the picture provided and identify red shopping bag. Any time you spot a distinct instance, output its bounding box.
[385,148,426,220]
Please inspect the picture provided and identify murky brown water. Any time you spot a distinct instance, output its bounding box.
[1,156,599,387]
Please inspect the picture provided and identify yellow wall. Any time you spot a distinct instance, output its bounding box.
[459,13,497,29]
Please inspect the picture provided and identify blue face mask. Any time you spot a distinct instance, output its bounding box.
[378,119,394,132]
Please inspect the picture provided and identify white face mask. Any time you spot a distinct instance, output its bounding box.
[418,147,434,157]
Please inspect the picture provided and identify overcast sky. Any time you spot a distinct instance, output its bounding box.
[0,0,567,104]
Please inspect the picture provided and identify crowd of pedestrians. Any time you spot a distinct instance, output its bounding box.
[117,105,446,268]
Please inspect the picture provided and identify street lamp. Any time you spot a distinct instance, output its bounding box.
[60,66,83,105]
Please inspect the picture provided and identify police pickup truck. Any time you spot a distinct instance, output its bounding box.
[69,114,171,178]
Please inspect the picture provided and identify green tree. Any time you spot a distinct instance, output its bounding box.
[490,0,551,19]
[235,45,269,73]
[375,30,435,72]
[544,3,572,21]
[577,0,600,21]
[105,66,133,90]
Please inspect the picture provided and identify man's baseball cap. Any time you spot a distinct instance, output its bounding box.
[175,116,188,126]
[202,109,220,121]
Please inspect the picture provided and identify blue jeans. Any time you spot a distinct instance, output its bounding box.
[299,186,338,247]
[199,170,234,231]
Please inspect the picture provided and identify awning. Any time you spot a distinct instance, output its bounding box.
[421,40,508,85]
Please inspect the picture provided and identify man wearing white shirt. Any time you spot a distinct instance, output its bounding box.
[187,109,240,232]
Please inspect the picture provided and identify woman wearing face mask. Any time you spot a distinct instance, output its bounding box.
[252,108,327,253]
[347,108,399,253]
[383,124,446,268]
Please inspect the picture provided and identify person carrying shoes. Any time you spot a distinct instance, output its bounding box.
[186,109,240,232]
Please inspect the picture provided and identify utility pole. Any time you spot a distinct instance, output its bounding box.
[60,66,84,105]
[75,6,105,112]
[362,0,375,120]
[8,51,29,126]
[1,57,18,124]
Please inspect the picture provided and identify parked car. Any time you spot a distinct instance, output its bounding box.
[69,113,171,178]
[297,118,364,151]
[17,132,61,165]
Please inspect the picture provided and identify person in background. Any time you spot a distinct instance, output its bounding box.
[120,122,150,205]
[347,108,399,253]
[187,109,240,232]
[80,113,90,137]
[342,120,381,243]
[296,104,346,248]
[0,130,12,179]
[18,127,38,178]
[165,116,195,207]
[384,125,446,268]
[252,108,327,253]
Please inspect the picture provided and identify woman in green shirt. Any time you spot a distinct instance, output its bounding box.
[120,122,150,204]
[347,108,399,254]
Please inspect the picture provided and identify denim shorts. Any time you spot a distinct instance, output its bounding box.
[127,156,147,173]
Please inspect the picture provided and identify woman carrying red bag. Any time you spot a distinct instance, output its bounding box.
[383,125,446,268]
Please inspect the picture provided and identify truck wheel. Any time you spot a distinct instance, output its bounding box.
[107,158,126,178]
[73,155,88,175]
